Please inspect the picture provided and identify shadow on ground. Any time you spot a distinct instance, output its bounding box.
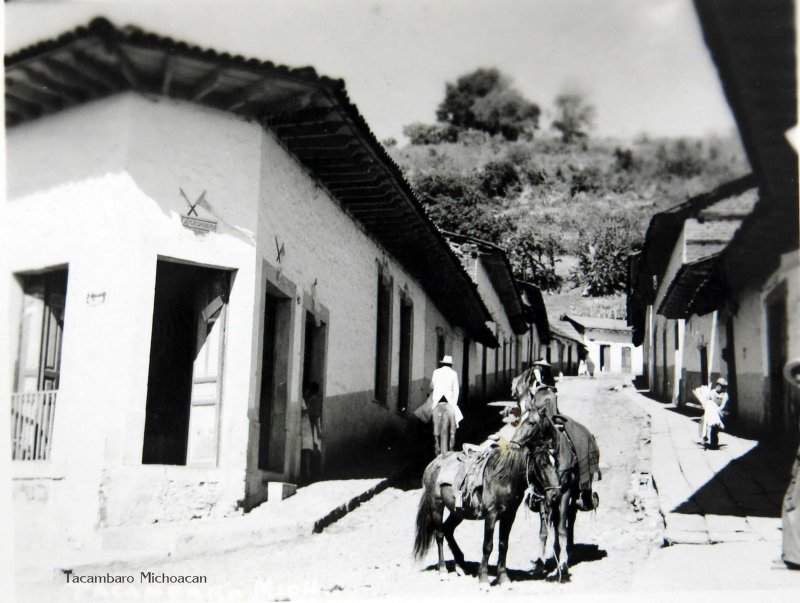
[422,543,607,582]
[308,401,510,487]
[672,442,792,517]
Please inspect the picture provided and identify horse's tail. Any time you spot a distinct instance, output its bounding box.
[413,490,435,560]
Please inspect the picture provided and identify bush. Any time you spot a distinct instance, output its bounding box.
[480,160,521,198]
[571,215,641,296]
[403,122,460,145]
[505,225,565,291]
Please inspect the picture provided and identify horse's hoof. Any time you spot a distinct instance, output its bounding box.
[479,581,490,591]
[497,575,512,589]
[454,564,466,577]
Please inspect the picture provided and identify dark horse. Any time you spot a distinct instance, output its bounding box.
[528,410,600,582]
[413,406,559,589]
[431,401,456,455]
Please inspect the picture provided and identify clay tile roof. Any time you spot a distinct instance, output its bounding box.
[5,17,498,347]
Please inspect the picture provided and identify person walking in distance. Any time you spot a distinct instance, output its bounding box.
[429,354,463,430]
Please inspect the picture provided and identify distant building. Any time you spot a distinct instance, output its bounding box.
[5,20,501,552]
[560,315,643,376]
[445,234,549,402]
[629,1,798,439]
[548,321,586,377]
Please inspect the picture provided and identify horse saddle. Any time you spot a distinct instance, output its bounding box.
[437,449,492,513]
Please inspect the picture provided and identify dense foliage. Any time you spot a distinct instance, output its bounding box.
[434,68,540,142]
[391,133,747,294]
[391,68,747,298]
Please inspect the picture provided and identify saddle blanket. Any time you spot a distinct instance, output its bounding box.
[556,415,601,492]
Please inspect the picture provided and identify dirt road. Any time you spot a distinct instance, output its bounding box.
[22,376,660,601]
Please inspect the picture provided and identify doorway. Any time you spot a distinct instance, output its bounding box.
[766,287,788,434]
[257,289,293,473]
[142,260,231,466]
[398,299,413,413]
[600,344,611,372]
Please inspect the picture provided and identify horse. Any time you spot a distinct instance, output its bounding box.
[431,401,457,455]
[528,411,600,582]
[511,368,559,418]
[412,408,559,589]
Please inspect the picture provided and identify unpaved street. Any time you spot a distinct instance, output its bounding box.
[23,376,660,601]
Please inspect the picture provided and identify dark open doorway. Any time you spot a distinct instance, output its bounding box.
[258,289,293,473]
[766,287,788,435]
[398,299,413,413]
[143,260,231,466]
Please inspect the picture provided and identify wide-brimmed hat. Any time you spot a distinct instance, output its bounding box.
[784,358,800,387]
[439,355,454,366]
[715,377,728,387]
[533,359,551,367]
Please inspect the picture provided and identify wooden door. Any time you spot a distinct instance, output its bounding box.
[186,277,228,466]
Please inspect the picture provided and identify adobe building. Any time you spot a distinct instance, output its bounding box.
[547,321,586,377]
[629,0,798,439]
[560,314,643,376]
[445,233,549,403]
[4,19,501,551]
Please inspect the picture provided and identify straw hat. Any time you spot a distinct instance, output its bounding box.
[439,355,454,366]
[715,377,728,388]
[784,357,800,387]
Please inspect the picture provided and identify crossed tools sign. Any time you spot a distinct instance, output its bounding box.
[179,188,207,216]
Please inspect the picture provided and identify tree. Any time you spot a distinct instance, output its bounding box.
[436,68,540,141]
[571,216,640,296]
[505,225,564,291]
[552,90,595,143]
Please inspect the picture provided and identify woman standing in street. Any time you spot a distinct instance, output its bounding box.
[782,358,800,569]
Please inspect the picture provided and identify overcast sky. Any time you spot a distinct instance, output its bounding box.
[5,0,739,143]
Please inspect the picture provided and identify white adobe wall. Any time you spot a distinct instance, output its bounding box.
[733,251,800,433]
[6,94,263,541]
[253,125,460,469]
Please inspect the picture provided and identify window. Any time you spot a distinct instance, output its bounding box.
[674,321,680,349]
[142,261,231,466]
[374,271,393,404]
[11,268,68,461]
[436,330,446,365]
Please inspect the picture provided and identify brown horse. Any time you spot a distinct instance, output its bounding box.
[413,409,559,589]
[431,401,456,455]
[529,411,600,582]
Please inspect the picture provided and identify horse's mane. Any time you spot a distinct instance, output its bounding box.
[485,443,528,485]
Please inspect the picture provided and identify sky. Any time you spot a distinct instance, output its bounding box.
[4,0,739,143]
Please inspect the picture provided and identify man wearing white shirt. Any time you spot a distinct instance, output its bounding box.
[429,355,463,426]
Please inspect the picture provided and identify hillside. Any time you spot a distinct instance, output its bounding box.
[388,130,749,319]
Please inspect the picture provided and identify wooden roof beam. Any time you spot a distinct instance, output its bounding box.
[272,121,349,138]
[227,76,275,111]
[326,176,386,189]
[161,53,175,96]
[5,95,42,120]
[264,105,341,127]
[19,67,88,104]
[330,183,394,197]
[42,57,115,95]
[71,50,128,90]
[189,66,223,101]
[5,80,62,112]
[112,43,146,88]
